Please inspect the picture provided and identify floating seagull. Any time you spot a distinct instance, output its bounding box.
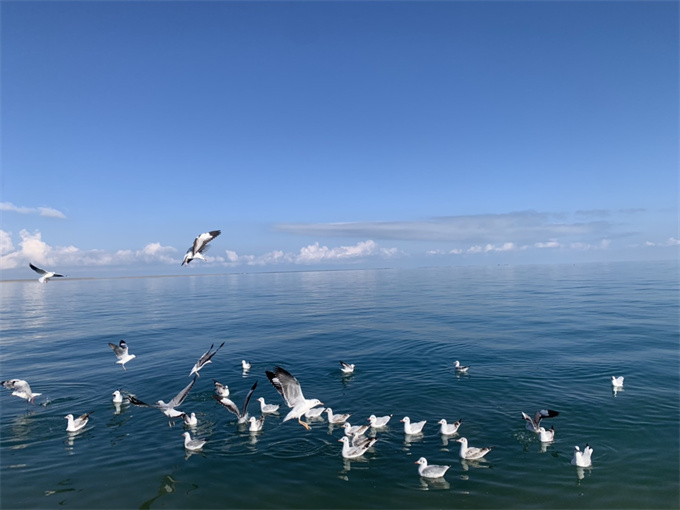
[213,380,258,424]
[453,360,470,373]
[181,230,221,266]
[611,376,625,388]
[265,366,323,430]
[65,411,93,432]
[338,436,377,459]
[571,444,593,467]
[256,397,280,414]
[241,360,251,371]
[343,422,369,438]
[213,380,230,397]
[305,406,326,419]
[1,379,42,404]
[182,431,206,451]
[456,437,493,460]
[325,408,351,424]
[248,416,265,432]
[438,418,463,436]
[29,263,67,283]
[128,376,197,426]
[538,425,555,443]
[189,342,225,377]
[415,457,451,479]
[108,340,136,371]
[368,414,392,428]
[182,412,198,427]
[112,390,124,403]
[401,416,426,435]
[339,361,355,374]
[522,409,559,433]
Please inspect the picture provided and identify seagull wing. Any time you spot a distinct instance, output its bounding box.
[241,380,258,415]
[29,263,48,275]
[108,342,128,359]
[128,395,155,408]
[198,341,225,367]
[194,230,221,254]
[213,394,242,418]
[2,379,30,393]
[266,366,305,408]
[339,361,352,370]
[534,409,559,425]
[169,376,197,408]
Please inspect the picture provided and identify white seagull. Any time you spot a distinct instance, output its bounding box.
[401,416,426,435]
[415,457,451,479]
[343,422,369,438]
[325,408,351,424]
[611,376,625,388]
[213,380,230,397]
[248,415,265,432]
[112,390,124,403]
[182,432,206,451]
[338,436,377,459]
[108,340,136,370]
[305,406,326,419]
[182,412,198,427]
[213,380,258,424]
[438,418,463,436]
[65,411,93,432]
[241,360,251,371]
[538,426,555,443]
[368,414,392,428]
[29,262,67,283]
[181,230,221,266]
[189,342,225,377]
[256,397,280,414]
[128,376,197,426]
[1,379,42,404]
[456,437,493,460]
[339,361,355,374]
[522,409,559,433]
[571,444,593,467]
[265,366,323,430]
[453,360,470,373]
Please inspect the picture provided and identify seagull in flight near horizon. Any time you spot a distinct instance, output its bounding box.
[181,230,221,266]
[213,380,258,424]
[1,379,42,404]
[128,376,197,426]
[266,366,323,430]
[29,263,67,283]
[189,342,225,377]
[108,340,136,370]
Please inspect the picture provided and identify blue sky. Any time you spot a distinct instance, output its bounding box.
[1,1,678,279]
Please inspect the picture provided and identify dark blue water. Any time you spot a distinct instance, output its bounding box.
[1,262,678,509]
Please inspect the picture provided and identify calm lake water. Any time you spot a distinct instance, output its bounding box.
[1,261,678,509]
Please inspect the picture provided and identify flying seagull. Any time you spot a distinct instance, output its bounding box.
[189,342,225,377]
[265,366,323,430]
[213,380,258,424]
[128,376,197,426]
[108,340,136,370]
[181,230,221,266]
[522,409,559,433]
[65,411,93,432]
[29,263,67,283]
[1,379,42,404]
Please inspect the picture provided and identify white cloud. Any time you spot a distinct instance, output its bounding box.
[0,202,67,219]
[641,237,680,247]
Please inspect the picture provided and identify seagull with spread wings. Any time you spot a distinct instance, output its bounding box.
[29,263,67,283]
[181,230,221,266]
[265,366,323,430]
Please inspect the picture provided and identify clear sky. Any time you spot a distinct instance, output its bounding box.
[1,1,678,279]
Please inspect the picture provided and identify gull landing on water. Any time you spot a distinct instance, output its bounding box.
[189,342,225,377]
[266,366,323,430]
[181,230,221,266]
[108,340,136,370]
[128,376,197,426]
[29,263,67,283]
[1,379,42,404]
[65,411,93,432]
[522,409,559,433]
[213,380,258,424]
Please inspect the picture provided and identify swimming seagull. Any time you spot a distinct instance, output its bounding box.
[401,416,426,435]
[339,361,355,374]
[305,406,326,419]
[456,437,493,460]
[343,422,369,438]
[256,397,280,414]
[108,340,136,370]
[611,376,624,388]
[571,444,593,467]
[338,436,377,459]
[213,380,230,397]
[368,414,392,429]
[325,408,351,424]
[438,418,463,436]
[241,360,251,371]
[415,457,451,479]
[248,416,265,432]
[182,432,206,451]
[538,425,555,443]
[189,342,225,377]
[181,230,221,266]
[1,379,42,404]
[522,409,559,433]
[112,390,124,403]
[212,380,258,424]
[29,263,67,283]
[265,366,323,430]
[182,412,198,427]
[65,411,93,432]
[453,360,470,373]
[128,376,197,426]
